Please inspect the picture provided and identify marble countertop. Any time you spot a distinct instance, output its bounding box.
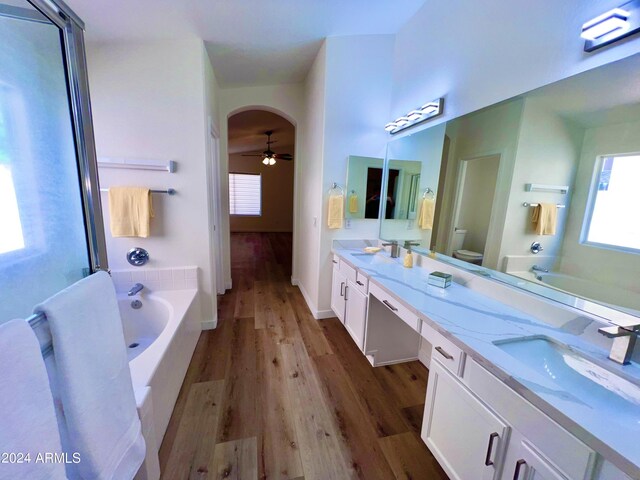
[333,245,640,477]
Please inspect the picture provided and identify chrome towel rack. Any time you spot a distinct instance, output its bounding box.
[523,202,565,208]
[100,188,176,195]
[422,187,435,199]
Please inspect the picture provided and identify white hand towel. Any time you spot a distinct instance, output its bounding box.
[0,320,66,480]
[34,272,145,480]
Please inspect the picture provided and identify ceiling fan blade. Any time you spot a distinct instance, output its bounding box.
[241,154,264,157]
[276,154,293,160]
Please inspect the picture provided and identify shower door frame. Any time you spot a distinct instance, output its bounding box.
[2,0,108,272]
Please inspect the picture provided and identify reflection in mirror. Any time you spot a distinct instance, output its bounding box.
[380,124,447,247]
[345,155,384,219]
[421,52,640,319]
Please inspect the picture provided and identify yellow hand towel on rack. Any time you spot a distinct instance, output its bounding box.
[417,198,435,230]
[108,186,154,238]
[328,194,344,229]
[531,203,557,235]
[348,193,358,214]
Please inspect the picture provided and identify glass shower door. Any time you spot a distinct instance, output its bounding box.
[0,1,100,321]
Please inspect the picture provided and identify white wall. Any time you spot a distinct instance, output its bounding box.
[499,98,583,270]
[217,83,304,289]
[315,35,396,316]
[560,116,640,293]
[391,0,640,130]
[87,39,219,327]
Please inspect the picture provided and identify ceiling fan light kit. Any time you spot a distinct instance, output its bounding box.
[241,130,293,166]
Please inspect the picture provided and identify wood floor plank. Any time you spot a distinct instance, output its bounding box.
[373,362,428,409]
[378,432,448,480]
[280,341,356,480]
[288,289,333,358]
[321,319,410,438]
[233,271,255,319]
[254,281,271,330]
[211,437,258,480]
[313,354,397,480]
[217,318,257,443]
[161,380,224,480]
[401,404,425,436]
[256,329,304,480]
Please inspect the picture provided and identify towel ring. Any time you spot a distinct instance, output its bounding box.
[328,182,344,195]
[422,187,435,199]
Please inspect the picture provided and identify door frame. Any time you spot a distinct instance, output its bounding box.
[207,117,226,295]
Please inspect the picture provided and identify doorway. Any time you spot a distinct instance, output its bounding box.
[226,110,295,266]
[449,154,501,262]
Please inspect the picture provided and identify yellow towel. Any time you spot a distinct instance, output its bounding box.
[328,194,344,229]
[108,186,154,238]
[417,198,435,230]
[348,194,358,214]
[532,203,557,235]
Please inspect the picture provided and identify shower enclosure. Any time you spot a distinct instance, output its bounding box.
[0,0,105,321]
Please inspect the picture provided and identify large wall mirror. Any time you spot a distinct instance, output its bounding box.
[345,155,385,219]
[381,52,640,320]
[380,124,447,245]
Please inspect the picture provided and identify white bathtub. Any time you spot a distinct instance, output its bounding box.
[119,289,201,448]
[510,270,640,316]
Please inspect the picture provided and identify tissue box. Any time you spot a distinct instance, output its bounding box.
[428,271,452,288]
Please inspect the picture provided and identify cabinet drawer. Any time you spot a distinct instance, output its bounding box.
[463,358,595,480]
[369,282,419,332]
[354,271,369,295]
[421,320,465,376]
[340,259,357,283]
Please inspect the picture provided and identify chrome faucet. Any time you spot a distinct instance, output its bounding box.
[128,283,144,296]
[598,324,640,364]
[382,241,401,258]
[531,265,549,273]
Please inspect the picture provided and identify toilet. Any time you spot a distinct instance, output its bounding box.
[451,229,484,265]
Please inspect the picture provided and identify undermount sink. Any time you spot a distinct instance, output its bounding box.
[494,336,640,420]
[351,253,396,265]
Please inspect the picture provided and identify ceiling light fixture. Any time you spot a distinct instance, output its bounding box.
[262,157,269,165]
[582,2,640,52]
[384,98,444,135]
[268,157,276,166]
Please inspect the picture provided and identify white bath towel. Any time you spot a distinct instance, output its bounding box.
[34,271,145,480]
[0,320,66,480]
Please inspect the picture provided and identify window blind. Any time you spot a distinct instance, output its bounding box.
[229,173,261,216]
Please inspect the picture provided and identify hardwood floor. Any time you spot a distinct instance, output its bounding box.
[159,232,448,480]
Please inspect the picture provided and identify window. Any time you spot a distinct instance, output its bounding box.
[583,154,640,252]
[229,173,261,216]
[0,164,25,254]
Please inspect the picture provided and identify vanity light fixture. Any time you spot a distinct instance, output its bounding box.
[385,98,444,134]
[582,2,640,52]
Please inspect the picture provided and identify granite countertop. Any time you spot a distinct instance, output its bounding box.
[333,246,640,477]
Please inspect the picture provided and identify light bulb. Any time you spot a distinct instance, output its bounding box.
[581,8,630,40]
[420,102,439,115]
[262,157,269,165]
[407,110,423,121]
[384,122,398,132]
[394,116,410,127]
[269,157,276,166]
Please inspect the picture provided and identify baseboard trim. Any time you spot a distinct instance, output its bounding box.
[315,309,335,319]
[201,319,217,330]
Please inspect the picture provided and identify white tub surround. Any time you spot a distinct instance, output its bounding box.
[331,242,639,479]
[111,266,199,293]
[126,289,201,448]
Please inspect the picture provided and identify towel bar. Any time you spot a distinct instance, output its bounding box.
[26,312,53,357]
[523,202,565,208]
[99,188,176,195]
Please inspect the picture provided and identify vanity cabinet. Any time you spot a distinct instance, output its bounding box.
[344,280,367,349]
[422,359,508,480]
[502,433,568,480]
[331,264,347,323]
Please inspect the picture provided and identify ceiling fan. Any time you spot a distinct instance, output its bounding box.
[241,130,293,166]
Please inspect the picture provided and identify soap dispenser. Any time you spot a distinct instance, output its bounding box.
[403,241,419,268]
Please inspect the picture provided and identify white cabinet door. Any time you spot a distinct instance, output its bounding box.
[422,359,508,480]
[344,280,367,350]
[503,439,567,480]
[331,266,347,323]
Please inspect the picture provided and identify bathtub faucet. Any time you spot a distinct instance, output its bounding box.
[531,265,549,273]
[128,283,144,296]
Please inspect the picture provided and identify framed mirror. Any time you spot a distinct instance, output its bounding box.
[380,123,447,247]
[345,155,385,219]
[400,52,640,321]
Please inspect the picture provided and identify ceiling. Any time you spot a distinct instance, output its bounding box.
[64,0,426,86]
[228,110,295,155]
